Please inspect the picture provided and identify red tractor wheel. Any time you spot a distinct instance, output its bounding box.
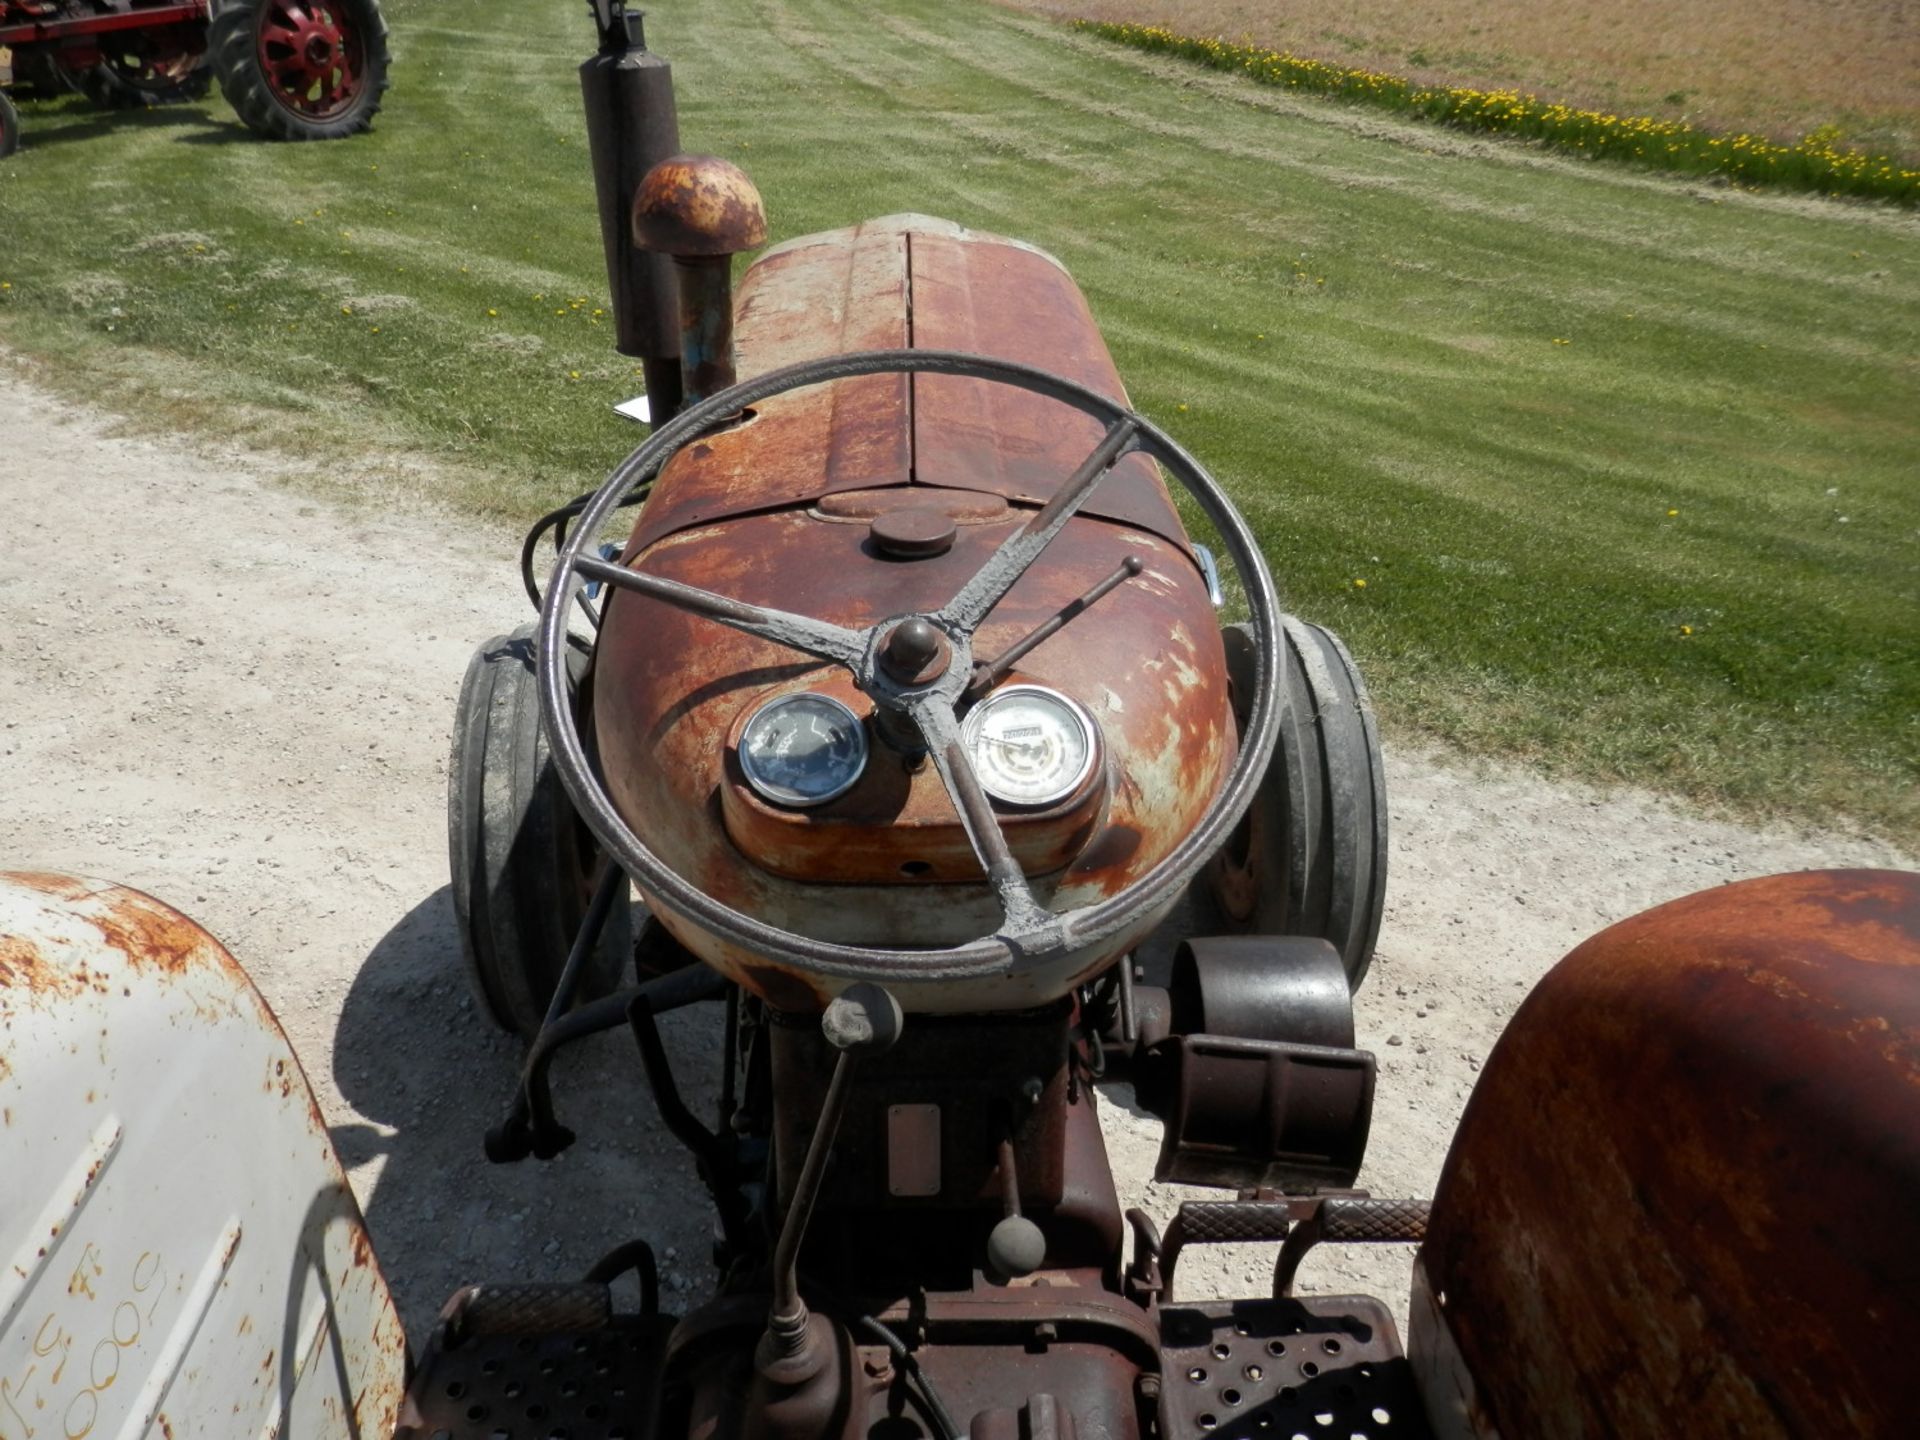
[0,90,19,159]
[211,0,389,141]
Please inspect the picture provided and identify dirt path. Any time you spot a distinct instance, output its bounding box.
[2,360,1910,1343]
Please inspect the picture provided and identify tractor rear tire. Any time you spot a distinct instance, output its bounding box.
[80,56,212,110]
[0,91,18,159]
[1193,617,1389,989]
[211,0,389,141]
[448,625,632,1041]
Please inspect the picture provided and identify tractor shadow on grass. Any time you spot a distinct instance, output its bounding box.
[9,99,235,150]
[332,885,725,1345]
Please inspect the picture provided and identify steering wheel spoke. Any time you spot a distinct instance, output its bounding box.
[940,415,1141,633]
[574,554,867,667]
[906,696,1058,945]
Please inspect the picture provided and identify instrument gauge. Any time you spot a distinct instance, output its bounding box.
[739,693,869,808]
[962,685,1099,808]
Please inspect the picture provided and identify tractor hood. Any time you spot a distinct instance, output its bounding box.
[592,216,1233,1012]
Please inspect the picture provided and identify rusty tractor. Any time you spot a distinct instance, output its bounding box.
[0,0,389,156]
[2,4,1917,1438]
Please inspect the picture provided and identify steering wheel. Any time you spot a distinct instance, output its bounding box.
[537,349,1283,988]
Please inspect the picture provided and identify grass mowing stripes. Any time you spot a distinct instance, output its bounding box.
[1078,21,1920,204]
[0,0,1914,841]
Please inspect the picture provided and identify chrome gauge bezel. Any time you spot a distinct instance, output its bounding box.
[738,692,870,809]
[960,683,1101,809]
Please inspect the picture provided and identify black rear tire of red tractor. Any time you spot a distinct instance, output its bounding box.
[1191,617,1389,990]
[448,625,633,1041]
[80,57,213,111]
[211,0,390,142]
[0,90,18,159]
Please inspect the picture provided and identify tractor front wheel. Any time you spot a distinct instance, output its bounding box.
[448,626,633,1040]
[211,0,389,141]
[1193,617,1389,989]
[0,90,19,159]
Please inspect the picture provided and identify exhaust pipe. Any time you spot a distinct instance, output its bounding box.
[579,2,685,419]
[632,154,766,407]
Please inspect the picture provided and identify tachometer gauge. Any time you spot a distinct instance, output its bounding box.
[739,693,869,807]
[962,685,1099,808]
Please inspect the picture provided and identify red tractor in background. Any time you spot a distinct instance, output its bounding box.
[0,0,389,156]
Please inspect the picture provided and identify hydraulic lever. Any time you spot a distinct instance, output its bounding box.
[757,983,903,1383]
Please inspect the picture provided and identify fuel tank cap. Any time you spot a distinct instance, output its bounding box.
[869,507,957,559]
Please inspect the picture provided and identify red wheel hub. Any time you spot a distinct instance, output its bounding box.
[255,1,364,120]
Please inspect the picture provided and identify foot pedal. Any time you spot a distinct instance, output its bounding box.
[1273,1196,1430,1296]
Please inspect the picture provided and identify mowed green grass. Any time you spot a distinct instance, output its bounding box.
[1,0,1916,840]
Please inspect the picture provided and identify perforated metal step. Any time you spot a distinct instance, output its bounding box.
[1158,1298,1430,1440]
[395,1316,672,1440]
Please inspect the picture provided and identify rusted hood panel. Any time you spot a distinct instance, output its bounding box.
[628,214,1193,561]
[1416,869,1920,1437]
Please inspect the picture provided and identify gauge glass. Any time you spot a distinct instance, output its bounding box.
[740,693,869,808]
[962,685,1098,808]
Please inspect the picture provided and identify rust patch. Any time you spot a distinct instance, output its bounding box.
[909,230,1195,556]
[1423,868,1920,1438]
[0,934,78,997]
[0,870,95,900]
[632,153,767,257]
[86,890,208,976]
[629,220,912,554]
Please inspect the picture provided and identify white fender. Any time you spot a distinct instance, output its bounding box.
[0,872,405,1440]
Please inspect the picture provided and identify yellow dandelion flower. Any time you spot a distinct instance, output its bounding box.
[1679,625,1693,636]
[487,308,498,317]
[569,370,581,380]
[1667,508,1678,517]
[1353,578,1367,589]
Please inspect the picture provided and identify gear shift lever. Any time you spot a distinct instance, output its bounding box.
[757,983,903,1383]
